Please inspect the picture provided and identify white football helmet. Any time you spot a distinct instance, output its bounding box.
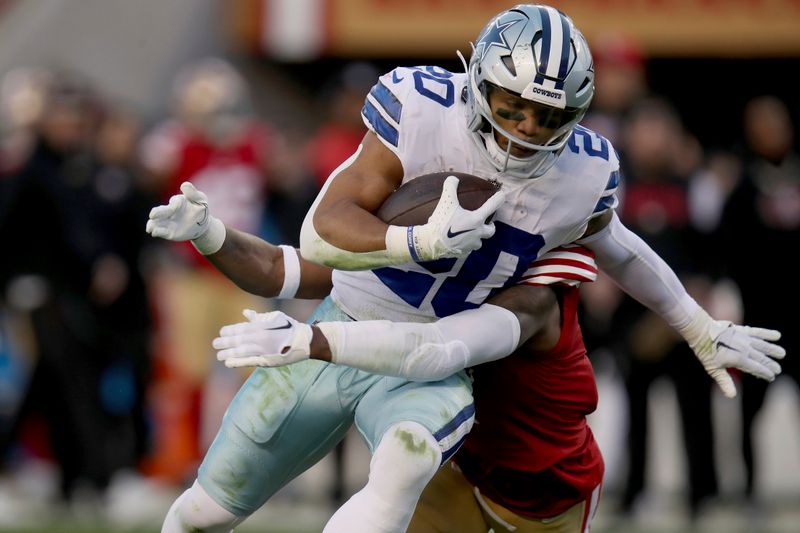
[171,57,250,142]
[465,4,595,178]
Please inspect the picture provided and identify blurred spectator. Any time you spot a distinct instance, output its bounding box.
[687,149,742,237]
[266,127,317,247]
[582,33,647,145]
[0,67,52,176]
[608,97,719,521]
[139,57,276,482]
[579,42,725,518]
[0,73,100,497]
[85,103,157,485]
[717,95,799,505]
[0,70,154,506]
[579,34,648,361]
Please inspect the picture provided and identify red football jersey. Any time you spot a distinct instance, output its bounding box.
[457,285,604,518]
[141,120,272,268]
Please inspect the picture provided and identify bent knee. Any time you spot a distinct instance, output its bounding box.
[373,422,442,483]
[167,480,244,532]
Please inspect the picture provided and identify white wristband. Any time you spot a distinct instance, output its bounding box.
[278,245,301,299]
[676,305,713,353]
[191,217,226,255]
[385,225,415,262]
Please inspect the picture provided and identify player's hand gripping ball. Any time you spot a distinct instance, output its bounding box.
[380,172,504,262]
[377,171,502,226]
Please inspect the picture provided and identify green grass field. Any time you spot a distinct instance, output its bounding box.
[0,526,316,533]
[1,493,798,533]
[0,526,790,533]
[0,524,310,533]
[0,525,643,533]
[0,519,797,533]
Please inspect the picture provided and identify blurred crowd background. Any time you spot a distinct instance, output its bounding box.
[0,1,798,532]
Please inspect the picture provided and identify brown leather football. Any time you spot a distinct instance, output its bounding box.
[376,172,501,226]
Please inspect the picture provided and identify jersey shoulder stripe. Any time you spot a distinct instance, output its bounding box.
[362,66,462,158]
[361,68,418,150]
[593,169,620,214]
[362,77,404,147]
[519,245,598,286]
[368,81,402,123]
[593,193,617,214]
[606,169,620,192]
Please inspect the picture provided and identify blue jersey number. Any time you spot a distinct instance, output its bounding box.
[373,222,545,317]
[567,125,609,160]
[410,67,455,108]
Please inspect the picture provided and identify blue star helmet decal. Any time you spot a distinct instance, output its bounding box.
[474,17,521,63]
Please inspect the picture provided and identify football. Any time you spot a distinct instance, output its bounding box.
[376,171,501,226]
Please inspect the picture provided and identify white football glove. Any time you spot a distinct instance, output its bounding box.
[388,175,506,262]
[213,309,313,369]
[683,309,785,398]
[145,181,225,254]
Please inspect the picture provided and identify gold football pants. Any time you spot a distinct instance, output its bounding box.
[409,461,599,533]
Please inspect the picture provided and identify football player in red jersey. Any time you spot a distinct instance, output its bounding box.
[139,58,277,478]
[408,281,603,532]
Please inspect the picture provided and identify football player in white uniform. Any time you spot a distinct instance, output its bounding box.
[149,4,784,532]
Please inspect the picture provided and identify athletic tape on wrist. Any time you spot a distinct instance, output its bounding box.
[384,225,415,263]
[678,305,712,351]
[191,217,226,255]
[278,245,301,299]
[406,226,421,262]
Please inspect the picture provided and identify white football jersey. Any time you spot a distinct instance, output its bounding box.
[331,66,619,322]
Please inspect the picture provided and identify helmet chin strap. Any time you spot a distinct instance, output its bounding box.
[483,130,514,171]
[457,49,470,72]
[482,129,559,179]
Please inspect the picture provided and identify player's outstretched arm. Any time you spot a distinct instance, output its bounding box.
[146,181,332,299]
[206,228,333,300]
[299,132,505,271]
[579,210,785,398]
[213,282,559,380]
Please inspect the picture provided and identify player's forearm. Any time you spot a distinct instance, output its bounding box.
[312,200,392,253]
[205,227,286,297]
[310,304,521,381]
[485,283,561,351]
[578,212,700,333]
[307,284,556,375]
[206,229,334,300]
[299,205,406,270]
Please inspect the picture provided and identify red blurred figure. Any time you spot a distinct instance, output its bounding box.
[139,57,277,483]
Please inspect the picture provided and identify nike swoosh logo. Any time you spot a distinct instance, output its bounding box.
[447,227,471,238]
[715,341,739,352]
[193,201,209,226]
[392,71,404,83]
[266,320,292,331]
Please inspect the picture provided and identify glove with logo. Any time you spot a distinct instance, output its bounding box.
[145,181,226,254]
[214,309,313,368]
[682,309,785,398]
[386,175,505,262]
